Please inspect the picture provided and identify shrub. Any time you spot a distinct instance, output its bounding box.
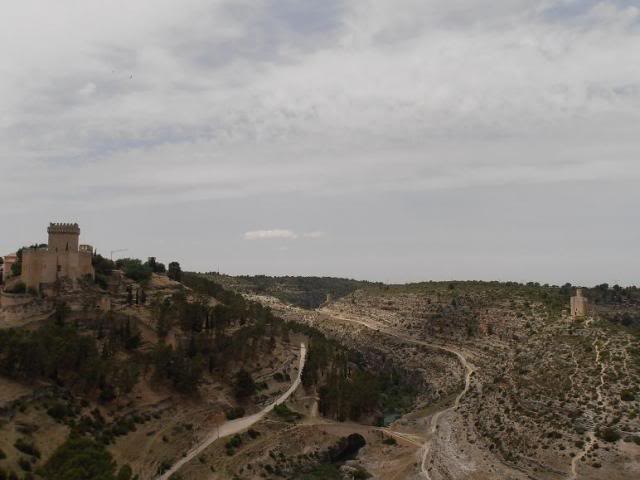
[47,402,74,421]
[621,390,636,401]
[43,435,116,480]
[4,282,26,294]
[597,427,621,443]
[17,458,31,472]
[273,404,302,423]
[116,464,132,480]
[233,369,256,400]
[14,439,40,458]
[225,435,242,449]
[116,258,152,283]
[225,407,245,420]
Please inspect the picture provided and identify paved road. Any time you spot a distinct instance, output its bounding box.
[156,342,307,480]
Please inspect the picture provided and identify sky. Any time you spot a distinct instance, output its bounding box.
[1,0,639,286]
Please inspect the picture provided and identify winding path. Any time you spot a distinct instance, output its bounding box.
[156,342,307,480]
[317,310,475,479]
[420,349,474,479]
[569,338,608,480]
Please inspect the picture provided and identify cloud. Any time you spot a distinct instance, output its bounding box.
[1,0,639,215]
[243,229,298,240]
[243,230,325,240]
[0,1,638,284]
[302,231,325,239]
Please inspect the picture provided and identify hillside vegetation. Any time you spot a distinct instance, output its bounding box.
[203,273,374,309]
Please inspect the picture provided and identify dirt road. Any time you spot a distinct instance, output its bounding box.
[317,309,475,479]
[156,342,307,480]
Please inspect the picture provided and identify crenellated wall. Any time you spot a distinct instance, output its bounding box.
[19,223,94,292]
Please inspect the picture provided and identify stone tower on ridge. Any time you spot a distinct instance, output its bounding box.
[570,288,589,319]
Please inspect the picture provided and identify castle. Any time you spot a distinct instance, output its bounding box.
[570,288,589,318]
[4,223,95,292]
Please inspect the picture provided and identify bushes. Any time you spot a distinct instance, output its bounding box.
[115,258,151,283]
[167,262,182,282]
[4,282,26,294]
[596,427,621,443]
[0,323,136,400]
[225,407,245,420]
[233,369,256,401]
[93,254,115,288]
[43,435,117,480]
[14,438,40,458]
[152,344,203,393]
[621,389,636,401]
[116,465,132,480]
[273,404,302,423]
[17,458,31,472]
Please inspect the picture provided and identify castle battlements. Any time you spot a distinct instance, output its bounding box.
[79,244,94,253]
[19,223,94,292]
[47,223,80,235]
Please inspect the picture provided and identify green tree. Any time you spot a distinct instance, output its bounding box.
[43,435,116,480]
[116,258,152,283]
[167,262,182,282]
[233,369,256,400]
[116,465,133,480]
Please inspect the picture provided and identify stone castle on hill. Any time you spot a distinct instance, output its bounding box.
[2,223,94,292]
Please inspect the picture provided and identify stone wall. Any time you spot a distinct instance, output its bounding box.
[20,223,94,292]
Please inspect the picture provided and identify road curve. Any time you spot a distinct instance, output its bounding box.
[316,310,474,480]
[156,342,307,480]
[420,347,474,479]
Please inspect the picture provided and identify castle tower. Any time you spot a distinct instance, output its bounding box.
[20,223,94,292]
[570,288,589,318]
[48,223,80,252]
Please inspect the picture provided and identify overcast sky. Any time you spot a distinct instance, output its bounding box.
[1,1,639,286]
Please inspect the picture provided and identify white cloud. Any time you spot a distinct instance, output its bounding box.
[1,0,639,214]
[243,229,298,240]
[303,231,325,239]
[243,230,325,241]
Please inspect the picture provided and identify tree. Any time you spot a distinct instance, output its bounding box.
[54,301,70,326]
[233,369,256,400]
[116,465,133,480]
[116,258,152,283]
[151,296,173,339]
[145,257,166,274]
[43,435,116,480]
[167,262,182,282]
